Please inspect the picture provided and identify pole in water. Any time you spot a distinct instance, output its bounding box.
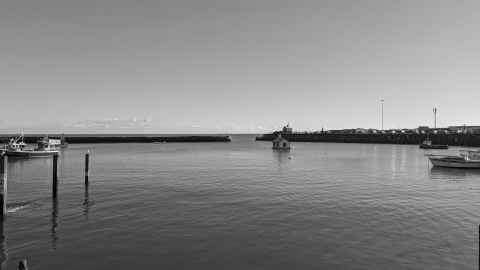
[0,220,6,270]
[380,99,384,131]
[18,259,28,270]
[85,150,90,186]
[0,154,7,219]
[52,153,58,198]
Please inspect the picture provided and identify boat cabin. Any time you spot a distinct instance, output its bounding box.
[422,139,432,146]
[6,136,27,151]
[272,133,291,150]
[36,137,58,151]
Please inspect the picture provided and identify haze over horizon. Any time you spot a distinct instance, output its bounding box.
[2,0,480,133]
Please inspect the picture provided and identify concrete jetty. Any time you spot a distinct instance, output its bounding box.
[0,135,231,144]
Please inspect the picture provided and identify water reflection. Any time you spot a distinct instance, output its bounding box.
[51,197,58,249]
[8,157,53,181]
[83,186,90,220]
[429,167,480,181]
[0,221,7,270]
[273,150,291,165]
[390,145,398,174]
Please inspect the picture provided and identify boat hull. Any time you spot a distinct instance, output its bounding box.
[420,144,448,149]
[6,150,59,158]
[429,157,480,168]
[272,147,291,150]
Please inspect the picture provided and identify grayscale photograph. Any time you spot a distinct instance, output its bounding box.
[1,0,479,269]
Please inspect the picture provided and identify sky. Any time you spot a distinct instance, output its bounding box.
[1,0,480,133]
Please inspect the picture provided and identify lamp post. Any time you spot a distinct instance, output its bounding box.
[433,107,437,129]
[380,99,384,131]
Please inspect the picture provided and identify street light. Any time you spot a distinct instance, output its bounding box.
[380,99,384,131]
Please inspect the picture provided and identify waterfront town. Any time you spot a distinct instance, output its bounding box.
[255,124,480,148]
[280,124,480,135]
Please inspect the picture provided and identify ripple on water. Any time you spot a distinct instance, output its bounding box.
[2,138,480,270]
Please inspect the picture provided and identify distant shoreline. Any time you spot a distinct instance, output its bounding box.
[256,132,480,147]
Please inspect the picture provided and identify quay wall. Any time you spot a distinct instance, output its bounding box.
[0,135,231,144]
[256,133,480,147]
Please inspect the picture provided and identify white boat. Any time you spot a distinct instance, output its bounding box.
[2,135,27,153]
[3,135,59,158]
[427,150,480,168]
[272,133,291,150]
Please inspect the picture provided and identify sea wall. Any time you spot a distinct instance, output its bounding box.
[256,133,480,147]
[0,135,231,144]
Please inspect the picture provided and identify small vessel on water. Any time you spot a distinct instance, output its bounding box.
[3,135,59,157]
[427,150,480,168]
[1,135,27,155]
[419,138,448,149]
[272,133,291,150]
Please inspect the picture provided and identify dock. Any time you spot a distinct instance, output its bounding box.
[0,135,231,144]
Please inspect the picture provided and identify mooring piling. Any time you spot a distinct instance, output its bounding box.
[0,221,6,270]
[52,153,58,198]
[0,154,7,219]
[85,151,90,186]
[51,197,58,249]
[17,259,28,270]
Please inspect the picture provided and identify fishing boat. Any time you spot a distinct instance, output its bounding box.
[4,135,59,157]
[427,150,480,168]
[1,135,27,155]
[419,138,448,149]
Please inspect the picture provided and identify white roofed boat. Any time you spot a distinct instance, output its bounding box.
[4,135,59,158]
[427,150,480,168]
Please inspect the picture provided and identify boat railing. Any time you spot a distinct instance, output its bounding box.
[459,150,480,160]
[425,153,463,159]
[425,154,449,157]
[426,149,480,161]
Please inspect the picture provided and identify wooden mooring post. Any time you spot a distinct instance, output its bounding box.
[0,154,7,219]
[17,259,28,270]
[52,153,58,198]
[85,151,90,186]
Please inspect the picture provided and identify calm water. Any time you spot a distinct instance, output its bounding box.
[2,135,480,269]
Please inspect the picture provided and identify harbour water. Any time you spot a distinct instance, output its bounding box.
[2,135,480,269]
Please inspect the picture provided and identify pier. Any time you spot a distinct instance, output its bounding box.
[0,135,231,144]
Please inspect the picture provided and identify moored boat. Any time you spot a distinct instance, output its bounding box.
[419,139,448,149]
[4,135,59,158]
[427,150,480,168]
[272,133,291,150]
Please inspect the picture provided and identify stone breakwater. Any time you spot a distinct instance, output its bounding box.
[0,135,231,144]
[256,132,480,147]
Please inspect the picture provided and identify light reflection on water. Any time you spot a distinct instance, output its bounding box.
[0,221,6,270]
[1,136,479,270]
[50,198,58,250]
[430,167,480,180]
